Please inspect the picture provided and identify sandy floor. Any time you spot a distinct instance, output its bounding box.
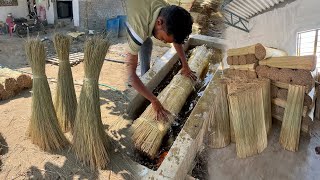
[0,27,169,179]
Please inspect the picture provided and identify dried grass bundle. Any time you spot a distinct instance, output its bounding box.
[267,67,280,81]
[53,34,77,132]
[132,45,211,158]
[25,39,69,152]
[256,65,269,78]
[232,56,239,65]
[245,54,257,64]
[279,85,305,151]
[272,105,285,115]
[208,79,230,148]
[0,77,19,94]
[0,68,32,89]
[292,69,314,92]
[278,68,294,83]
[277,88,288,99]
[228,85,267,158]
[227,56,233,65]
[0,78,14,100]
[72,36,110,169]
[239,55,246,65]
[271,84,279,99]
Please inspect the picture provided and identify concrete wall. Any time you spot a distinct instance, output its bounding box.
[78,0,125,31]
[224,0,320,61]
[73,0,80,26]
[37,0,56,25]
[0,0,28,22]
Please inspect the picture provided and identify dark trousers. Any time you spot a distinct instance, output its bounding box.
[139,37,153,76]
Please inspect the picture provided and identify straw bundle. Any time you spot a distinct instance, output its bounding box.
[132,45,211,158]
[232,56,239,65]
[227,43,287,60]
[72,36,110,169]
[257,78,272,135]
[272,105,311,134]
[279,85,305,151]
[271,84,279,98]
[0,68,32,90]
[246,54,258,64]
[25,39,69,152]
[0,79,14,100]
[257,66,314,93]
[229,63,256,71]
[53,34,77,132]
[259,55,316,71]
[208,79,230,148]
[0,76,19,94]
[228,85,267,158]
[239,55,246,65]
[227,56,233,65]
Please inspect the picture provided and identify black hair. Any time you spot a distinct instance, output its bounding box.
[159,5,193,44]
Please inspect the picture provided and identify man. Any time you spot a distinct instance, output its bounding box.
[126,0,195,121]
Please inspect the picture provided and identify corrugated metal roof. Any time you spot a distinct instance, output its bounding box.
[223,0,286,19]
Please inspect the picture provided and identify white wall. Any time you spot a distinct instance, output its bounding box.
[73,0,79,26]
[224,0,320,59]
[0,0,28,22]
[37,0,56,24]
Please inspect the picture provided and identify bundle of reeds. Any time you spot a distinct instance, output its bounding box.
[0,68,32,90]
[256,65,314,93]
[279,85,305,151]
[207,78,230,148]
[132,45,211,158]
[53,34,77,132]
[228,83,268,158]
[227,43,287,61]
[72,36,110,169]
[25,39,69,152]
[0,76,18,94]
[0,78,15,100]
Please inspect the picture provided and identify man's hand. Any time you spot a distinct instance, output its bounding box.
[173,43,197,81]
[151,99,172,122]
[181,65,197,81]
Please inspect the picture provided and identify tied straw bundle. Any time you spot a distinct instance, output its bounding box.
[53,34,77,132]
[72,36,110,170]
[131,45,211,159]
[25,39,69,152]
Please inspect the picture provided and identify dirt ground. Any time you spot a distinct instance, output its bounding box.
[0,27,169,179]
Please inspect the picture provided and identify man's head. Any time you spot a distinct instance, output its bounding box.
[153,5,193,44]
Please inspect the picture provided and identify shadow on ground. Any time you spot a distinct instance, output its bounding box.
[0,133,9,171]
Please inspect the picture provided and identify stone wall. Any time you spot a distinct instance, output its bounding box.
[78,0,125,31]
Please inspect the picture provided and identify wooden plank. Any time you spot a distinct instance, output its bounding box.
[279,85,305,152]
[259,55,316,71]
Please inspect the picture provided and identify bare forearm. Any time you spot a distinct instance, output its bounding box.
[130,73,157,103]
[126,53,157,103]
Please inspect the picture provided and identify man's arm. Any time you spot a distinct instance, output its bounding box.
[126,53,170,121]
[173,43,197,81]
